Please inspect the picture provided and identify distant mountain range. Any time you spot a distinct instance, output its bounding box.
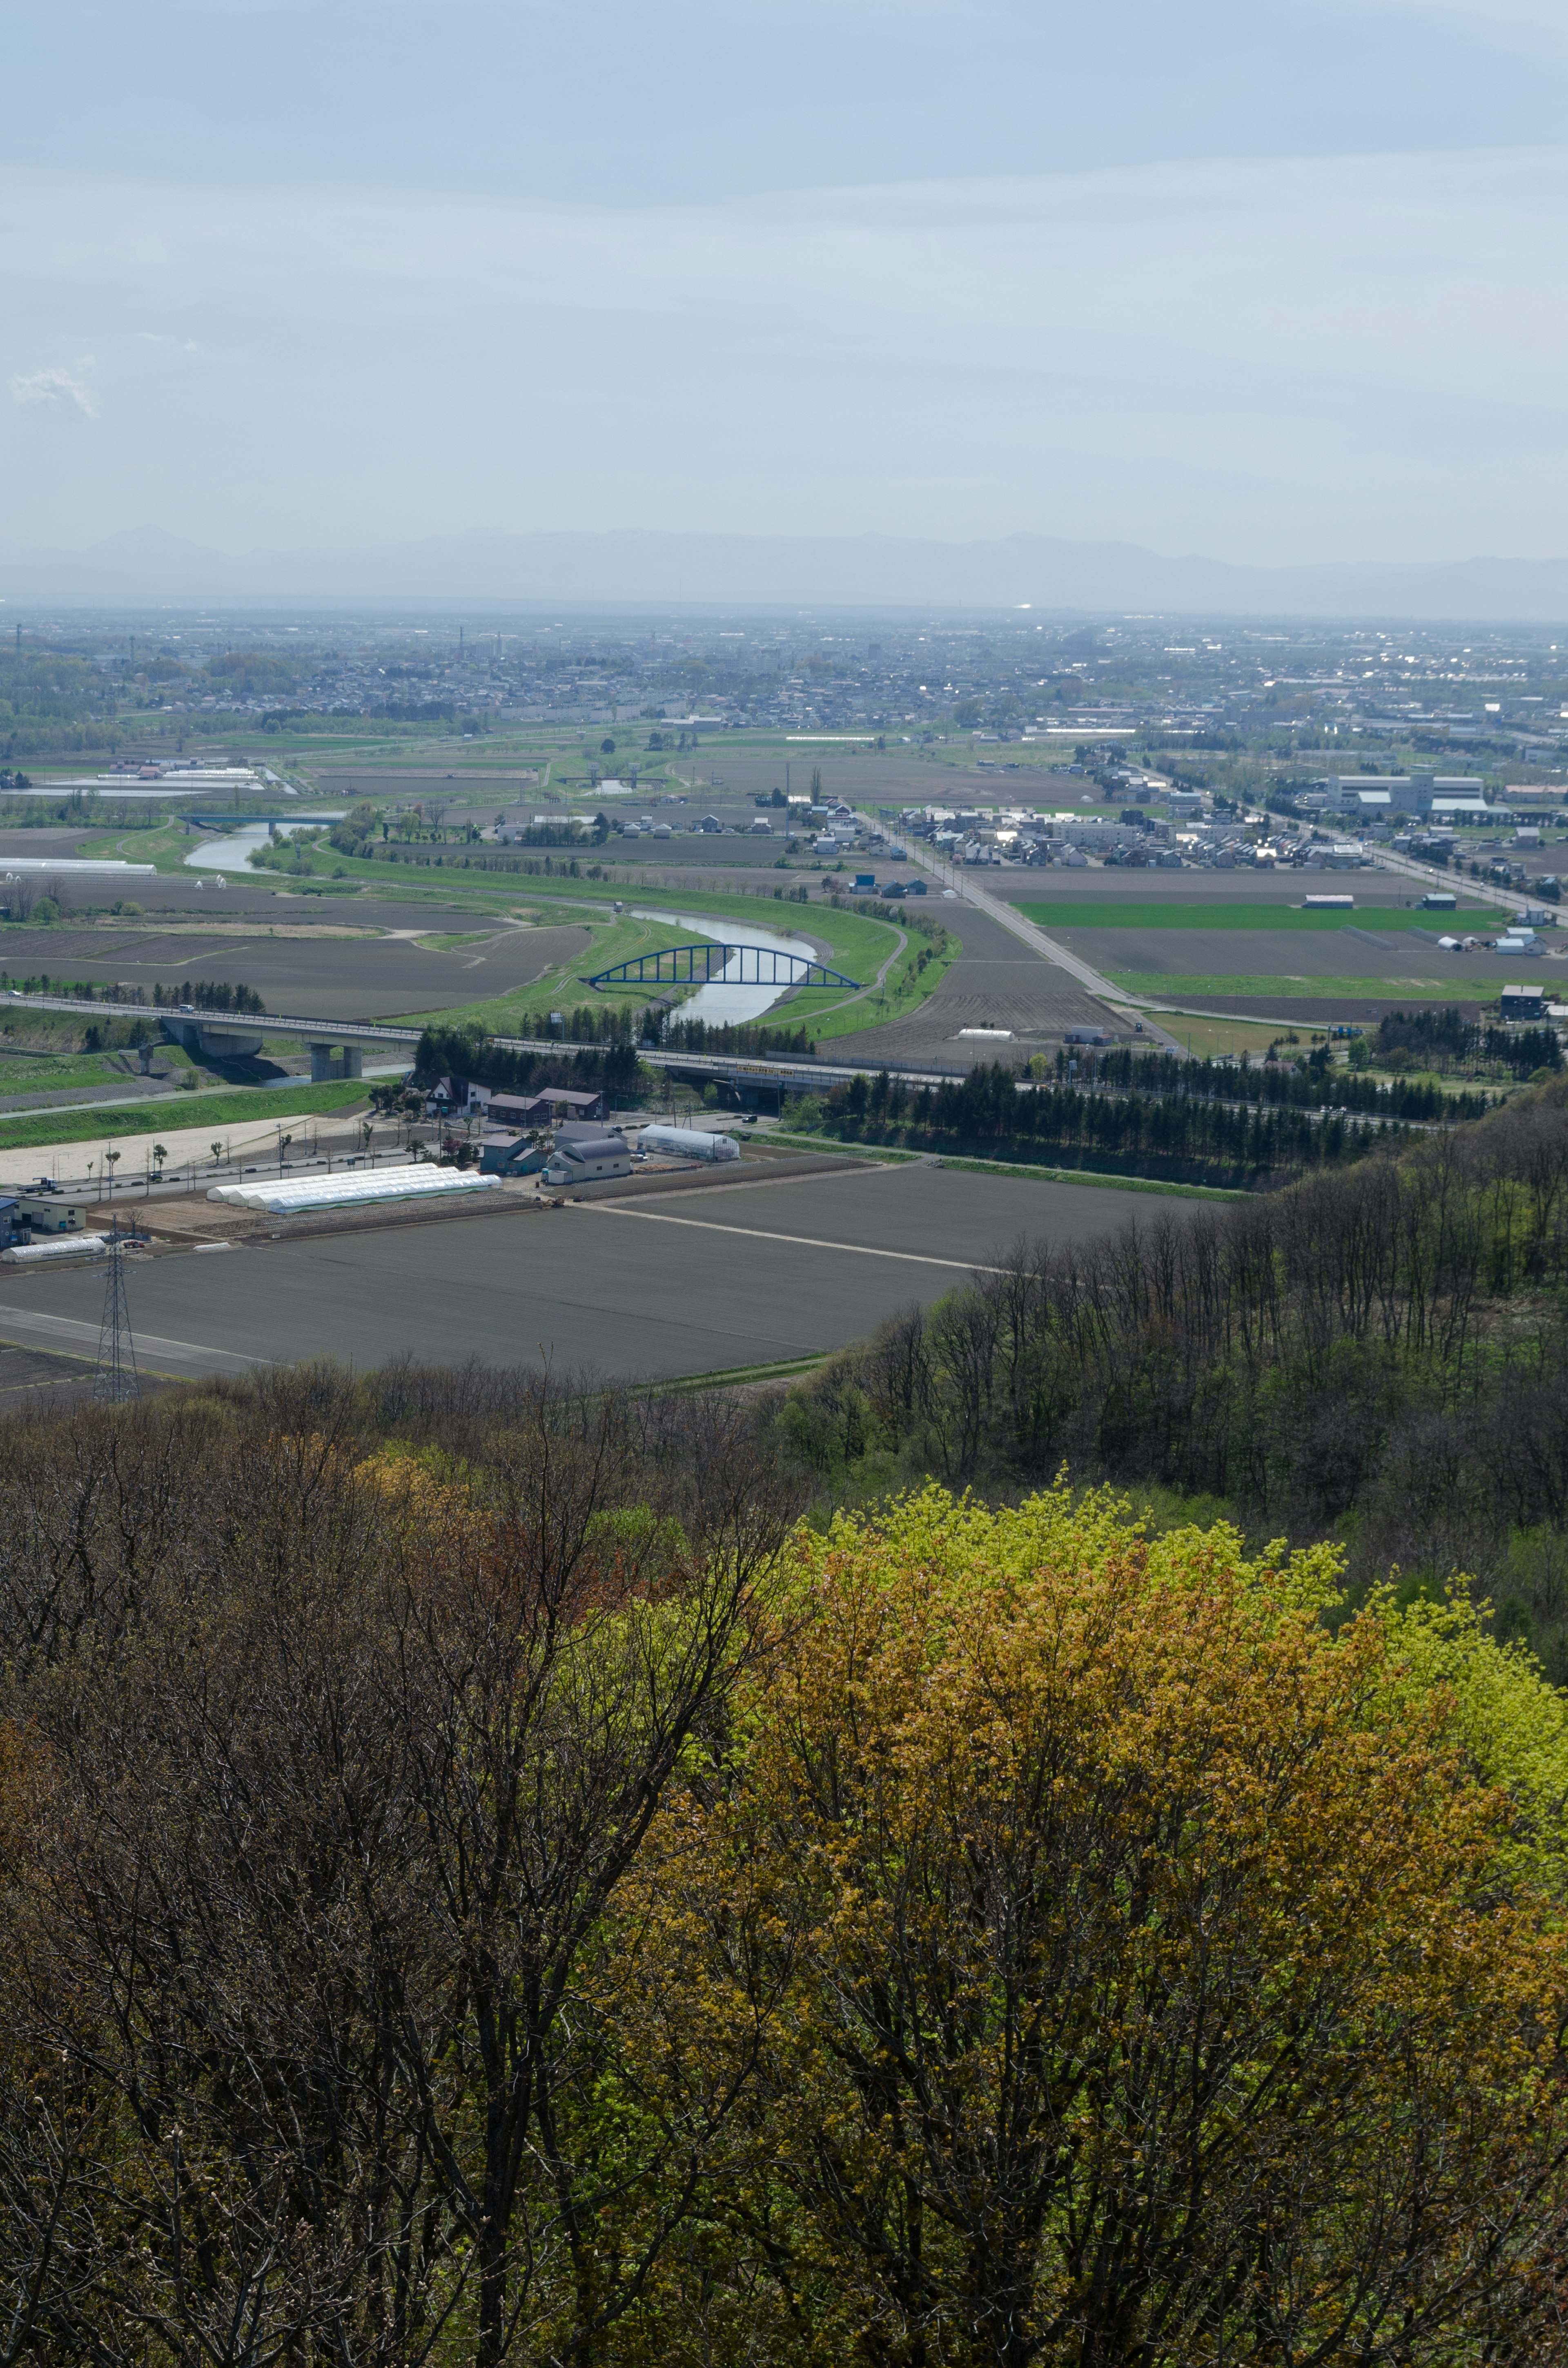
[6,525,1568,621]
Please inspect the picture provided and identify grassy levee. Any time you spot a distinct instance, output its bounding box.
[242,846,921,1040]
[22,822,946,1051]
[0,1079,371,1156]
[390,916,727,1037]
[780,912,958,1040]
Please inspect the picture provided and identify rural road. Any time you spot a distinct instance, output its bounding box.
[885,825,1188,1052]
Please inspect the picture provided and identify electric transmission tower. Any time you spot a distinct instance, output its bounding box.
[93,1223,140,1405]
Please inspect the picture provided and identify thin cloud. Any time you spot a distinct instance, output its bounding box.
[137,331,203,352]
[11,367,95,417]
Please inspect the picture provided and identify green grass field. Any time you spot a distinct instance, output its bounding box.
[0,1079,372,1157]
[394,914,729,1033]
[0,1051,172,1093]
[341,871,915,1037]
[1018,901,1500,934]
[398,895,943,1044]
[1112,973,1506,1004]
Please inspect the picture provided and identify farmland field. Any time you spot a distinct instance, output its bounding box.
[1102,972,1517,1003]
[1055,924,1543,983]
[1018,901,1500,934]
[0,919,596,1020]
[1006,891,1557,1008]
[0,1164,1205,1385]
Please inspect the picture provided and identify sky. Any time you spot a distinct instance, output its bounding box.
[3,0,1568,568]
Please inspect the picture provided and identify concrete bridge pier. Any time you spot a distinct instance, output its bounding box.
[310,1044,364,1081]
[158,1014,265,1061]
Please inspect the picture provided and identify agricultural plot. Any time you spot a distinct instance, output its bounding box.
[1012,894,1555,1010]
[1105,973,1511,1005]
[1019,901,1500,934]
[0,1164,1203,1384]
[1085,928,1526,982]
[0,919,595,1021]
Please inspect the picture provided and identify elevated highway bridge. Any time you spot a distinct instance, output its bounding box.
[0,996,1409,1129]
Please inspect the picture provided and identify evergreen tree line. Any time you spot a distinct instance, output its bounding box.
[496,820,606,847]
[655,1012,815,1055]
[416,1012,816,1093]
[1080,1040,1497,1120]
[384,845,592,879]
[1376,1004,1563,1074]
[0,975,261,1013]
[825,1060,1409,1182]
[0,972,108,1001]
[419,1005,811,1063]
[0,722,120,757]
[785,1077,1568,1673]
[414,1021,641,1095]
[152,978,266,1013]
[356,845,828,905]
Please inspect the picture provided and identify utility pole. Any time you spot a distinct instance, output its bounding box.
[93,1222,140,1404]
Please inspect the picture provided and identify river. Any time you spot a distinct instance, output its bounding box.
[627,907,831,1026]
[183,816,347,873]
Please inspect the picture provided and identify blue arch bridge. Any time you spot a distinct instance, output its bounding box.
[586,943,861,990]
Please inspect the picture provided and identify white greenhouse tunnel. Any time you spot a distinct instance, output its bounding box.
[209,1164,500,1216]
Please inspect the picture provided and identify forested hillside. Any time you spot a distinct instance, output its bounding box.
[0,1370,1566,2366]
[784,1074,1568,1670]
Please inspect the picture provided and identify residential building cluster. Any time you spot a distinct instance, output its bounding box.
[17,614,1568,763]
[895,801,1366,872]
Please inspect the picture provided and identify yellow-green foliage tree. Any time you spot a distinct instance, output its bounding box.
[610,1487,1568,2368]
[4,1372,1568,2368]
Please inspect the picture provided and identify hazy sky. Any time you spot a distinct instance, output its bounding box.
[4,0,1568,565]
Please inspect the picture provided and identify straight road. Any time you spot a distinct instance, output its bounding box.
[884,823,1188,1051]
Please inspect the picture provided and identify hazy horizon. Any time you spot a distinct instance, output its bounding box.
[7,1,1568,573]
[11,524,1568,623]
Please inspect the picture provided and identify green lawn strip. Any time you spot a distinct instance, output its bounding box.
[1109,973,1507,1003]
[646,1351,834,1394]
[66,825,178,862]
[0,1079,370,1155]
[1017,901,1501,933]
[764,1132,923,1163]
